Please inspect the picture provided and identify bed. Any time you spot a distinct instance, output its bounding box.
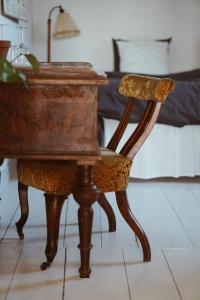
[98,68,200,179]
[97,37,200,179]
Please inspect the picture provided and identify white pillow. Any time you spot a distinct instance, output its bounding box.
[117,39,170,75]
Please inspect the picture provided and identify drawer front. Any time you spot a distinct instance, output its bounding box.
[0,84,99,159]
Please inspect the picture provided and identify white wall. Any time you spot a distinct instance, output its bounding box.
[25,0,200,72]
[0,0,32,60]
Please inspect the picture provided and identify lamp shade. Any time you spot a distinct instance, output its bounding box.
[54,12,80,39]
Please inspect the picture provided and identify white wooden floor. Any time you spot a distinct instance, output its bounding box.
[1,177,200,300]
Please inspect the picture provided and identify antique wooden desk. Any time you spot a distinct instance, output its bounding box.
[0,62,108,277]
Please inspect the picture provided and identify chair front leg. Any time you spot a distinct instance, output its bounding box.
[116,190,151,262]
[40,193,67,270]
[16,182,29,240]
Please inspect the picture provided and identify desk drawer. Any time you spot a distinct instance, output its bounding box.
[0,84,99,159]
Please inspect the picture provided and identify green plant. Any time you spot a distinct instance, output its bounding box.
[0,53,39,88]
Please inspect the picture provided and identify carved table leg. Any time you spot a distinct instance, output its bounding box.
[73,165,99,278]
[40,193,67,270]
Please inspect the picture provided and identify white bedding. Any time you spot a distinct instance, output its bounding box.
[104,118,200,179]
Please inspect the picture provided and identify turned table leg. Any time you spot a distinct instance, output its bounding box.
[73,165,99,278]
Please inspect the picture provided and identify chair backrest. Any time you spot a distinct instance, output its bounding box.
[106,74,175,159]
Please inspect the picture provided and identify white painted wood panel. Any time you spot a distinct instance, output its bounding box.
[124,247,181,300]
[7,247,65,300]
[1,179,200,299]
[0,244,22,299]
[3,187,67,249]
[64,247,130,300]
[127,182,193,249]
[0,180,19,241]
[161,181,200,249]
[101,192,138,249]
[187,180,200,206]
[163,248,200,300]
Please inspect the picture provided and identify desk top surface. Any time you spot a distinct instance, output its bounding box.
[16,62,108,86]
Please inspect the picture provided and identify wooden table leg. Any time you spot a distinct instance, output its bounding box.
[73,165,99,278]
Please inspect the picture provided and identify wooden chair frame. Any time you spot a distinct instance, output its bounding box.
[16,75,174,276]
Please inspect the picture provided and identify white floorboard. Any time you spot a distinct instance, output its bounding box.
[163,248,200,300]
[1,178,200,299]
[124,247,181,300]
[127,182,193,249]
[3,187,67,249]
[101,192,138,249]
[187,179,200,206]
[0,180,18,241]
[161,181,200,249]
[64,247,130,300]
[7,247,65,300]
[0,244,22,299]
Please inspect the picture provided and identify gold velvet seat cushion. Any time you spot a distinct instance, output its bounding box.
[17,148,132,195]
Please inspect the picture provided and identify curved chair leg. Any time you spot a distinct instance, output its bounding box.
[40,193,67,271]
[116,190,151,262]
[98,193,116,232]
[15,182,29,240]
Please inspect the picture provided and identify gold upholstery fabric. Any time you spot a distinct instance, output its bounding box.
[119,74,175,102]
[17,148,132,195]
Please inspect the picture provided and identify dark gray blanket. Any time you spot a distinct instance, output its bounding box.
[98,70,200,127]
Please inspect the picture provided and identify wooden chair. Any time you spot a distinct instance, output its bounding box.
[16,74,175,276]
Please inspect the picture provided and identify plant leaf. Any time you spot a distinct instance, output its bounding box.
[24,54,40,73]
[0,58,15,74]
[16,71,29,89]
[0,54,40,87]
[0,58,18,83]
